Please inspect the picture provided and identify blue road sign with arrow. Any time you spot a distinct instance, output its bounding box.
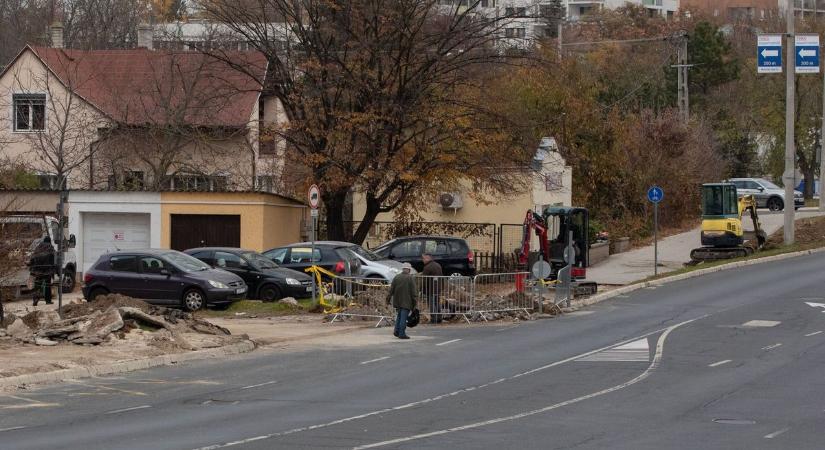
[795,34,820,74]
[647,186,664,204]
[757,34,782,74]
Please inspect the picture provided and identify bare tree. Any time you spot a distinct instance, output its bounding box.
[201,0,529,244]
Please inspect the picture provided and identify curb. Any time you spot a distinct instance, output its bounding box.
[0,340,256,390]
[572,246,825,309]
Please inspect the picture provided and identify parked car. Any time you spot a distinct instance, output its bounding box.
[373,236,476,276]
[262,242,362,279]
[728,178,804,211]
[184,247,313,301]
[82,249,247,311]
[337,243,411,281]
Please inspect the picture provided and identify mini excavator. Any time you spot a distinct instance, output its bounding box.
[690,183,767,263]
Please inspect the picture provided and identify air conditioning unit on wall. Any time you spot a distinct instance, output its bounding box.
[438,192,463,210]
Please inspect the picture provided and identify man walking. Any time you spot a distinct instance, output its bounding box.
[28,235,56,306]
[386,263,417,339]
[421,253,443,324]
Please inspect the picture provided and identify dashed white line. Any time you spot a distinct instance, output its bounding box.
[240,381,278,390]
[360,357,390,365]
[762,343,783,351]
[708,360,732,368]
[436,339,462,346]
[764,427,790,439]
[0,426,26,433]
[805,331,823,337]
[105,405,151,415]
[353,317,695,449]
[191,317,706,450]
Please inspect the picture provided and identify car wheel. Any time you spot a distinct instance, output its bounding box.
[87,287,108,302]
[61,269,76,293]
[767,197,784,211]
[449,272,464,277]
[183,288,206,311]
[259,284,282,302]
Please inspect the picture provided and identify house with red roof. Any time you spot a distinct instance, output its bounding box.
[0,35,285,193]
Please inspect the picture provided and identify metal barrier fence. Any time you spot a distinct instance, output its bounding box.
[472,272,538,316]
[323,271,559,326]
[417,275,474,324]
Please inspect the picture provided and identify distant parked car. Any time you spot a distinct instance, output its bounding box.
[262,242,362,279]
[728,178,803,211]
[82,249,247,311]
[185,247,313,301]
[335,243,411,281]
[373,236,476,277]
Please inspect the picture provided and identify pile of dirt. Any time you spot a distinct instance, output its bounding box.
[765,216,825,249]
[3,294,237,349]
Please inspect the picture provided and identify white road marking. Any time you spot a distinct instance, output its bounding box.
[360,357,390,365]
[105,405,151,415]
[0,426,26,432]
[742,320,781,328]
[191,317,705,450]
[577,338,650,362]
[435,339,462,346]
[708,360,732,367]
[762,343,782,351]
[764,427,790,439]
[353,318,696,449]
[805,331,823,337]
[240,381,278,390]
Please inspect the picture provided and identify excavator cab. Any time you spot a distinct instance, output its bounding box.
[544,207,589,279]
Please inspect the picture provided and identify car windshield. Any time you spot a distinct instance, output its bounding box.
[758,179,781,189]
[373,240,396,255]
[348,245,381,261]
[243,252,279,269]
[164,251,211,272]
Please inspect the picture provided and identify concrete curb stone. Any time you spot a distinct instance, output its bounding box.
[573,246,825,309]
[0,340,256,390]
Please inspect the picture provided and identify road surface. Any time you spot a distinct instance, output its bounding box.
[2,252,825,449]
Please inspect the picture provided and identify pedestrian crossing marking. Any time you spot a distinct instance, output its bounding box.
[576,338,650,362]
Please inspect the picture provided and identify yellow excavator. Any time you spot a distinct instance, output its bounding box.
[690,183,767,263]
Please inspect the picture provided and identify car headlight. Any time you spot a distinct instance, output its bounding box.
[208,280,229,289]
[285,278,302,286]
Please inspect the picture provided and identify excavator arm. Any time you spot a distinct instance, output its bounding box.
[740,195,767,249]
[519,210,549,268]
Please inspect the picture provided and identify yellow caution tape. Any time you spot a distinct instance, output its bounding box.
[303,265,390,314]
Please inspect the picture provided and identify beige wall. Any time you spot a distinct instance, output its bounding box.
[0,190,59,214]
[0,49,110,189]
[159,191,306,252]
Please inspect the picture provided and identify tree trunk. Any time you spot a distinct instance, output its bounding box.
[352,196,381,246]
[803,166,816,200]
[323,189,349,241]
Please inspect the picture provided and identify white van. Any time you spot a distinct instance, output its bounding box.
[0,215,77,295]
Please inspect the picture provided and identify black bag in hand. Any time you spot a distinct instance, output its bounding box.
[406,308,420,328]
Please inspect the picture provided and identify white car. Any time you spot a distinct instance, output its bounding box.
[346,244,415,281]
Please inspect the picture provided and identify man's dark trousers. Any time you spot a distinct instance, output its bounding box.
[394,308,410,337]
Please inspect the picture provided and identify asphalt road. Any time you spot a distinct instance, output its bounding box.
[3,252,825,449]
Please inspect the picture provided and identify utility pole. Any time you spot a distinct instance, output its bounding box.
[784,0,796,244]
[820,67,825,211]
[677,33,690,122]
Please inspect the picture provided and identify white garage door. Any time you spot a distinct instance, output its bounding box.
[82,213,150,273]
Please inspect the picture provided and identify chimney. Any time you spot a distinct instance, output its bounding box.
[50,22,64,49]
[137,23,153,50]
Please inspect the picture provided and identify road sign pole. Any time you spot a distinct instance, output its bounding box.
[820,67,825,211]
[785,2,796,245]
[311,211,316,302]
[654,202,658,277]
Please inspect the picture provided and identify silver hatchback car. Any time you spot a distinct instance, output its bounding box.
[728,178,803,211]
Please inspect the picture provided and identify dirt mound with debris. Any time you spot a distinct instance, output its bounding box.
[3,294,243,350]
[63,294,152,319]
[765,216,825,249]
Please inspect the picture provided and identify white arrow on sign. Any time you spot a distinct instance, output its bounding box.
[805,302,825,312]
[761,49,779,58]
[799,49,818,58]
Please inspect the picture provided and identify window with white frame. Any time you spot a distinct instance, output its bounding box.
[505,28,526,38]
[36,172,64,190]
[256,175,278,192]
[13,94,46,132]
[170,173,229,191]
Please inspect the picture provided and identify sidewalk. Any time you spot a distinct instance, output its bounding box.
[588,208,825,286]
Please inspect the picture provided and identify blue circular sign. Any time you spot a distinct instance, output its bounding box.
[647,186,664,204]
